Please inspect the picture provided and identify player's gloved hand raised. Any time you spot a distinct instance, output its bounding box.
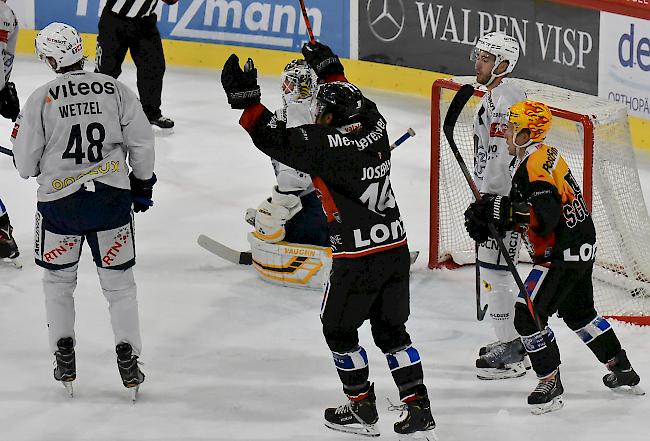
[221,54,261,109]
[0,82,20,122]
[129,172,157,213]
[301,41,344,79]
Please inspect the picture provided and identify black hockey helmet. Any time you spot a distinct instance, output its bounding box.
[312,81,364,127]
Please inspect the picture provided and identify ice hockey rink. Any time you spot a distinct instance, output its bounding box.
[1,55,649,441]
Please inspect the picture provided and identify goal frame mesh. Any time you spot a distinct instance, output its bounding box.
[429,78,650,326]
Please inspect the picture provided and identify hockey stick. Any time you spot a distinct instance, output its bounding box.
[298,0,316,44]
[390,127,415,151]
[443,84,545,333]
[0,145,13,156]
[197,234,253,265]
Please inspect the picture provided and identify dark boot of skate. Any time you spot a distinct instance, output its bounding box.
[0,213,19,260]
[393,385,436,439]
[53,337,75,397]
[476,338,530,380]
[603,349,644,395]
[116,342,145,389]
[324,383,379,437]
[528,369,564,415]
[53,337,76,382]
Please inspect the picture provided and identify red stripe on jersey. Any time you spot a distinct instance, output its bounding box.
[0,30,8,43]
[333,239,407,259]
[311,176,339,223]
[239,103,266,133]
[323,73,347,83]
[489,122,506,138]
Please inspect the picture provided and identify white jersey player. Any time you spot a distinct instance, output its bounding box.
[248,59,327,247]
[0,0,20,267]
[244,59,329,291]
[469,32,529,379]
[11,23,155,399]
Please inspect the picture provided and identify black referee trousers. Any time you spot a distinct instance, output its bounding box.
[96,10,165,120]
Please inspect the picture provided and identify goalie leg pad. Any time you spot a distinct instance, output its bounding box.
[247,232,331,291]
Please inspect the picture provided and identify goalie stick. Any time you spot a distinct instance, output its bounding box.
[443,84,545,334]
[197,234,253,265]
[0,145,13,157]
[198,233,419,267]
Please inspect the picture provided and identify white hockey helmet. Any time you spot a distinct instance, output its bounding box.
[281,59,318,106]
[471,31,520,85]
[35,22,85,72]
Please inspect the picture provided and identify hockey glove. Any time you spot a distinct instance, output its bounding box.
[221,54,261,109]
[464,203,490,243]
[301,41,344,79]
[129,172,157,213]
[0,82,20,122]
[479,195,530,236]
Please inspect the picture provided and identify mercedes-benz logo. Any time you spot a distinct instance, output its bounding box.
[367,0,405,43]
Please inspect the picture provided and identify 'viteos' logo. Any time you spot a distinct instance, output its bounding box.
[367,0,404,42]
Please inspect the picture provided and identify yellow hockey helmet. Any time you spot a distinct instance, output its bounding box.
[508,100,552,143]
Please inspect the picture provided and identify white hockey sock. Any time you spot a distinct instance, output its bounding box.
[482,267,519,343]
[97,267,142,356]
[43,265,78,353]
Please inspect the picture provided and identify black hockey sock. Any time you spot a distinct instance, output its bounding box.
[385,345,425,401]
[521,327,561,378]
[331,346,370,396]
[571,316,622,364]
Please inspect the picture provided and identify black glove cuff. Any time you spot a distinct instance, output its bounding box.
[315,56,344,77]
[129,172,157,191]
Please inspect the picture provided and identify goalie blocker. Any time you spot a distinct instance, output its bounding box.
[248,232,331,291]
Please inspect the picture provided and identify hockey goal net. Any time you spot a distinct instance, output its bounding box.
[430,77,650,325]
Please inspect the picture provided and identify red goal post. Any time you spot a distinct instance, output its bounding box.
[429,77,650,325]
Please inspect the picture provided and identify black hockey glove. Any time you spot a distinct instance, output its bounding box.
[472,195,530,237]
[129,172,157,213]
[301,41,344,79]
[221,54,261,109]
[0,82,20,122]
[464,203,490,243]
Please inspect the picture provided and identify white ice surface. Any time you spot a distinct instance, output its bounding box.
[0,57,648,441]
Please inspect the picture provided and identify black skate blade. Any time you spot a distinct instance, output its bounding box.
[151,125,174,136]
[530,395,564,415]
[477,362,529,380]
[61,381,74,398]
[324,421,380,437]
[610,384,645,396]
[129,384,140,403]
[397,429,439,441]
[0,257,22,269]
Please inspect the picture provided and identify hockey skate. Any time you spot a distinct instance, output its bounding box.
[476,338,531,380]
[324,383,380,437]
[528,369,564,415]
[53,337,75,397]
[603,349,644,396]
[478,340,501,356]
[391,385,438,441]
[116,342,145,402]
[149,115,174,135]
[0,215,21,269]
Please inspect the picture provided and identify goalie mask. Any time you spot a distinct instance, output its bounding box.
[281,59,318,106]
[311,81,364,131]
[508,100,552,147]
[471,32,520,86]
[35,22,85,72]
